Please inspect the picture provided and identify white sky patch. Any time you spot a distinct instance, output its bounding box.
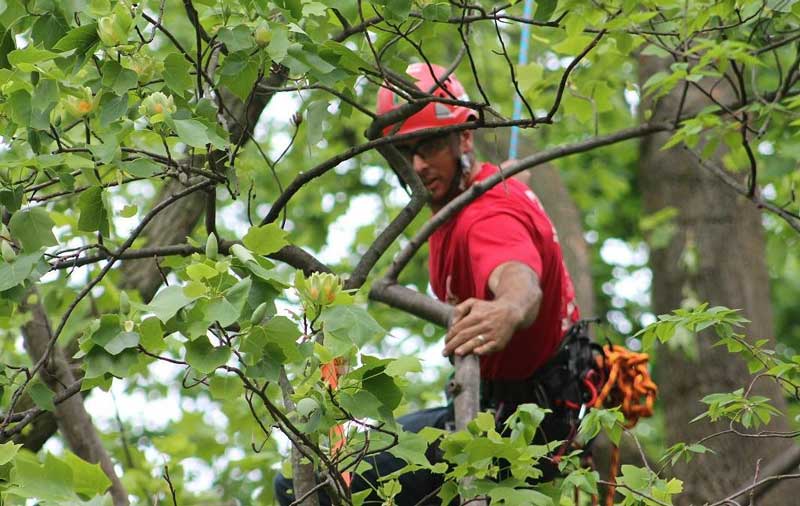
[624,87,640,116]
[361,165,385,186]
[318,194,383,264]
[218,200,251,237]
[253,90,310,166]
[613,267,652,307]
[600,238,648,267]
[762,183,777,200]
[83,375,183,432]
[758,141,774,155]
[388,186,411,207]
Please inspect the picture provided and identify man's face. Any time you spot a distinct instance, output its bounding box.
[395,133,459,206]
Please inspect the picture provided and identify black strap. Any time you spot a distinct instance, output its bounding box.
[480,319,601,411]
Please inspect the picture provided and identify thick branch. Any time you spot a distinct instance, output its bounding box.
[384,122,672,280]
[368,279,452,327]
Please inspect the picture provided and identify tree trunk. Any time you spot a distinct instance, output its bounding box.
[21,296,129,506]
[638,55,795,505]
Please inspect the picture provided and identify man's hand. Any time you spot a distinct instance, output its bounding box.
[443,298,522,356]
[443,261,542,357]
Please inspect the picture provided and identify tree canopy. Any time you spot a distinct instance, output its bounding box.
[0,0,799,505]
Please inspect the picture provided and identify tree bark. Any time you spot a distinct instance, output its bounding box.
[21,297,129,506]
[638,55,796,505]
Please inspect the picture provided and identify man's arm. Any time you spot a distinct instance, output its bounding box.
[443,261,542,357]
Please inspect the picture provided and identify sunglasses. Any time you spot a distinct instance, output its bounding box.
[394,134,454,163]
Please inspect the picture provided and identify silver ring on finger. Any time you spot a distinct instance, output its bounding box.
[475,334,487,345]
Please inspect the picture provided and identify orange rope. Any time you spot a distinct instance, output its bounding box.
[593,344,658,506]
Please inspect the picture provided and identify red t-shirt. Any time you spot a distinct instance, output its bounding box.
[429,163,580,380]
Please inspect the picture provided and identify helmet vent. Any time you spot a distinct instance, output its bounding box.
[435,103,453,118]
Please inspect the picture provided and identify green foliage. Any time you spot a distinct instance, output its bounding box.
[0,0,799,504]
[0,444,111,504]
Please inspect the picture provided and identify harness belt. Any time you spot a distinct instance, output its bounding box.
[479,319,601,415]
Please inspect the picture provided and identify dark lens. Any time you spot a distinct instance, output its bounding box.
[418,134,451,158]
[395,145,414,162]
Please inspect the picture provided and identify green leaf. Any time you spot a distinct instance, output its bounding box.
[53,22,99,52]
[619,464,650,490]
[0,185,23,212]
[0,441,21,465]
[103,331,140,355]
[29,382,55,411]
[186,262,219,281]
[534,0,558,21]
[217,25,253,52]
[163,53,193,96]
[338,389,384,419]
[206,296,240,327]
[385,356,421,377]
[421,2,450,21]
[9,207,57,251]
[362,367,402,411]
[384,0,411,23]
[242,223,288,255]
[123,157,161,177]
[147,285,200,323]
[209,373,243,400]
[63,452,112,497]
[77,186,110,236]
[120,204,137,218]
[139,317,164,352]
[10,452,75,503]
[6,90,31,126]
[306,99,328,146]
[0,251,43,292]
[185,336,231,374]
[31,13,69,50]
[219,52,258,100]
[552,34,594,55]
[517,62,544,93]
[99,93,130,124]
[489,487,553,506]
[267,24,290,62]
[172,118,211,148]
[319,305,385,347]
[0,27,14,70]
[242,316,304,365]
[101,60,138,95]
[7,47,60,68]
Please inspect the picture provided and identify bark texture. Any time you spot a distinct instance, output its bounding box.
[638,55,796,504]
[21,298,129,506]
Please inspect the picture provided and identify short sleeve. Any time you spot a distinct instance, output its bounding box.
[466,212,542,300]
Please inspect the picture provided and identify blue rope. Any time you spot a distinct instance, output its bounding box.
[508,0,535,161]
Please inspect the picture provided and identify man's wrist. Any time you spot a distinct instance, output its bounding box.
[496,296,529,331]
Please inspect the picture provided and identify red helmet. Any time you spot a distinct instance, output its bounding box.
[376,63,473,136]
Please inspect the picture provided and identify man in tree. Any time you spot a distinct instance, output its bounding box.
[275,63,583,505]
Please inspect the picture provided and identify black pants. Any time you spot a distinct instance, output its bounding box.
[273,404,571,506]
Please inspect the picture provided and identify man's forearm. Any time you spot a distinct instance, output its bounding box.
[489,261,542,330]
